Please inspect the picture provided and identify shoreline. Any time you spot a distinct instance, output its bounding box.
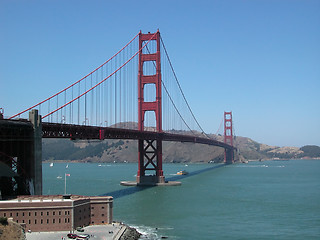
[118,225,141,240]
[42,158,320,165]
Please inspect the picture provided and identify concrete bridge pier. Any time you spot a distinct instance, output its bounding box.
[225,148,234,164]
[0,109,42,198]
[29,109,42,195]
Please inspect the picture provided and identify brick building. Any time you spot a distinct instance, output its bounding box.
[0,195,113,232]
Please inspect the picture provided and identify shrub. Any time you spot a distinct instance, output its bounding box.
[0,217,8,226]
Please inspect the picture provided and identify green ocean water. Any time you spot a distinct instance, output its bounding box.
[43,160,320,239]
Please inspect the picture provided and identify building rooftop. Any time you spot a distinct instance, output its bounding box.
[0,195,112,203]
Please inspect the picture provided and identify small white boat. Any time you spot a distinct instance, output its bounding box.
[50,163,54,167]
[66,164,69,168]
[57,176,62,179]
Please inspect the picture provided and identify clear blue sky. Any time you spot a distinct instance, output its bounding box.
[1,0,319,147]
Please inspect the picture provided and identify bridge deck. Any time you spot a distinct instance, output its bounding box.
[41,122,234,150]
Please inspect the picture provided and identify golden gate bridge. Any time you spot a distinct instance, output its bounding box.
[0,31,235,195]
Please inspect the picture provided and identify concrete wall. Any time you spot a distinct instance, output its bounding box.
[29,110,42,195]
[90,196,113,225]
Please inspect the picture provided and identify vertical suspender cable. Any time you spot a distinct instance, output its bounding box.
[115,57,117,127]
[160,37,209,138]
[85,78,87,125]
[78,82,80,124]
[119,51,122,125]
[56,95,58,123]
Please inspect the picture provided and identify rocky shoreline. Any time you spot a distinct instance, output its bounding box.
[119,225,141,240]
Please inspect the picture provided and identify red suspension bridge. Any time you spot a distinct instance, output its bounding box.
[1,31,235,193]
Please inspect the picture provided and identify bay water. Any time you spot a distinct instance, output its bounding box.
[43,160,320,239]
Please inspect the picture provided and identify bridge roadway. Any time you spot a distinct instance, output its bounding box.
[42,122,234,150]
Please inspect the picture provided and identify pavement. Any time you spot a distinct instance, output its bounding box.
[26,223,126,240]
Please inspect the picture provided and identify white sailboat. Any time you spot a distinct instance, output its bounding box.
[50,162,54,167]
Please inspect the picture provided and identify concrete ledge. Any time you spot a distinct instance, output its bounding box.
[120,181,181,186]
[113,225,127,240]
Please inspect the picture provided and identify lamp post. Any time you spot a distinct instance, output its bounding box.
[64,173,70,195]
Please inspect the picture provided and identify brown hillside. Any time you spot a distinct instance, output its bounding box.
[0,219,25,240]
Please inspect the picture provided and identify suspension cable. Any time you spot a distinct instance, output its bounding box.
[42,32,157,119]
[9,32,140,119]
[160,36,210,139]
[215,117,224,135]
[144,45,196,135]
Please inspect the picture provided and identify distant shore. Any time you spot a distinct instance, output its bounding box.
[42,158,320,164]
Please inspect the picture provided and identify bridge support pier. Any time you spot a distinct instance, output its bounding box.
[225,149,234,165]
[29,109,42,195]
[0,110,42,198]
[136,139,165,185]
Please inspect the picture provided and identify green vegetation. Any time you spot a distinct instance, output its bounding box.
[42,137,320,162]
[0,217,8,226]
[299,145,320,158]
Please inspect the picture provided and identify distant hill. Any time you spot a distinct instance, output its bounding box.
[299,145,320,158]
[42,129,320,163]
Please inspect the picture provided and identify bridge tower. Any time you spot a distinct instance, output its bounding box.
[224,111,234,164]
[137,30,165,184]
